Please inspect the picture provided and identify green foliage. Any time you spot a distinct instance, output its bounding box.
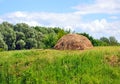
[79,32,96,46]
[79,33,120,46]
[43,33,58,48]
[16,31,25,41]
[14,23,30,32]
[0,22,119,50]
[0,22,16,50]
[34,26,48,34]
[0,22,69,50]
[35,32,44,48]
[16,39,26,50]
[25,38,37,49]
[53,27,70,38]
[94,39,108,46]
[1,22,14,28]
[109,36,118,46]
[100,36,119,46]
[0,38,8,51]
[100,37,110,44]
[57,29,68,39]
[0,33,8,50]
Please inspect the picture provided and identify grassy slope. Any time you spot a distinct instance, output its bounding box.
[0,47,120,84]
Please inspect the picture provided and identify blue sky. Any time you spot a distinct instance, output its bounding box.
[0,0,120,41]
[0,0,82,14]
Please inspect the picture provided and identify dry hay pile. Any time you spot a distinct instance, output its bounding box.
[105,55,120,66]
[54,34,93,50]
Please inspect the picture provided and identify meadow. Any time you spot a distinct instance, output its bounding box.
[0,46,120,84]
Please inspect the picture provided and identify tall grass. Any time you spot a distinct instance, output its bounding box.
[0,46,120,84]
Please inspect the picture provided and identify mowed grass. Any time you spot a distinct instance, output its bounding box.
[0,47,120,84]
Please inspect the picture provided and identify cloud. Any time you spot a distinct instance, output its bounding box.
[109,16,119,19]
[79,19,108,33]
[0,10,120,41]
[73,0,120,14]
[0,18,3,23]
[78,19,120,41]
[0,11,82,31]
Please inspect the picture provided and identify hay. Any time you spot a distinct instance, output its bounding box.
[54,34,93,50]
[105,55,120,66]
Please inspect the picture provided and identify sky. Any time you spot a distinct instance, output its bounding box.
[0,0,120,41]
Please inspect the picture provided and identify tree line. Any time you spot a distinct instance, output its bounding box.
[0,22,119,51]
[0,22,70,50]
[79,33,120,46]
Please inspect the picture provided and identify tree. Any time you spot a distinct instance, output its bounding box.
[57,29,67,40]
[34,26,48,34]
[47,28,55,34]
[14,23,36,38]
[16,31,25,41]
[109,36,118,46]
[1,22,14,29]
[25,38,37,49]
[43,33,57,48]
[53,27,70,40]
[35,32,44,48]
[4,29,16,50]
[0,38,8,50]
[100,37,110,45]
[0,22,16,50]
[14,23,29,32]
[16,39,26,50]
[79,33,95,46]
[94,39,108,46]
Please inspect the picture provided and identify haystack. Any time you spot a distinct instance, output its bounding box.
[54,34,93,50]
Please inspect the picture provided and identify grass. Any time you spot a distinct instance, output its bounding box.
[0,46,120,84]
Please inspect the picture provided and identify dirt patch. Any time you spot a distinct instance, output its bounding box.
[54,34,93,50]
[105,55,120,66]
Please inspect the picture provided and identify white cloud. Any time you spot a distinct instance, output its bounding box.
[73,0,120,14]
[78,19,120,42]
[0,18,3,23]
[0,10,120,42]
[79,19,108,33]
[0,11,82,31]
[8,11,27,18]
[109,16,119,19]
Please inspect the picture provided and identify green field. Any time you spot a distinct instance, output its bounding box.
[0,47,120,84]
